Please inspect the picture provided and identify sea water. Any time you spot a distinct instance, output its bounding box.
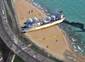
[33,0,85,55]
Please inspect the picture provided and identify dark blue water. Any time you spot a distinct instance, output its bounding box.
[33,0,85,55]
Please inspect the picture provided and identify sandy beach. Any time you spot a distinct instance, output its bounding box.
[14,0,71,60]
[25,25,71,60]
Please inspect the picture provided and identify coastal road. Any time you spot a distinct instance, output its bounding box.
[0,0,56,62]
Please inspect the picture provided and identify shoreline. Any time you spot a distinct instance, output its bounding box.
[60,22,85,53]
[32,1,49,15]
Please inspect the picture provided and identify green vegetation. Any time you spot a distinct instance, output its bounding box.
[14,56,24,62]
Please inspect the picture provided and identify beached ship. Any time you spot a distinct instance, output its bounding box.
[22,12,65,33]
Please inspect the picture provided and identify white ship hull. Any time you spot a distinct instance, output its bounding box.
[28,17,65,32]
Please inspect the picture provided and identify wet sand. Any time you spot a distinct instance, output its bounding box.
[14,0,71,60]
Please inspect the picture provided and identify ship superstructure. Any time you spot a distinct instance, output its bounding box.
[22,12,65,32]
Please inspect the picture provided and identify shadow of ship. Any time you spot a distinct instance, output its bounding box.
[63,20,85,32]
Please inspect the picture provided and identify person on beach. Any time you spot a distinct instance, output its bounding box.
[31,10,33,13]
